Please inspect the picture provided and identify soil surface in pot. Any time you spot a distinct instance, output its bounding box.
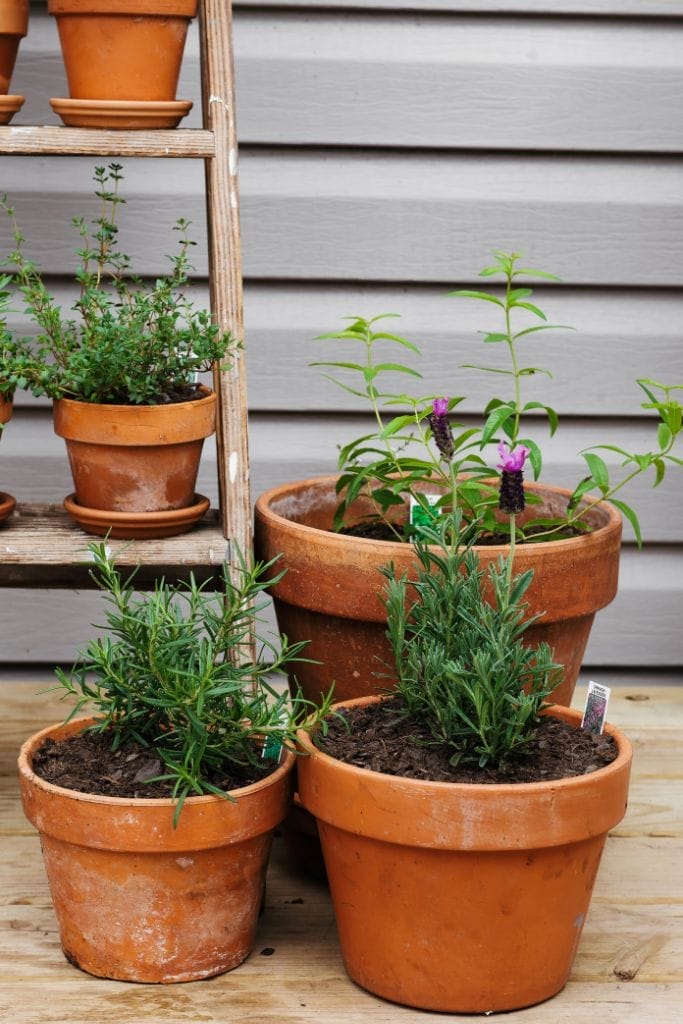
[32,729,277,799]
[341,521,584,544]
[315,697,617,784]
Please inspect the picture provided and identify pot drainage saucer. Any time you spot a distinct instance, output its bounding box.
[50,98,193,130]
[0,492,16,524]
[0,96,25,125]
[63,493,210,539]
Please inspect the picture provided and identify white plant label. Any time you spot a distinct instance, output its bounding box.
[581,681,611,735]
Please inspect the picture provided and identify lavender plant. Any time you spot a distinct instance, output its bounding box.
[314,252,682,545]
[381,514,561,767]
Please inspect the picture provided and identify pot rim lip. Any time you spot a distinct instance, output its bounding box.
[18,716,296,808]
[255,474,623,554]
[53,384,215,415]
[296,696,632,795]
[47,0,197,15]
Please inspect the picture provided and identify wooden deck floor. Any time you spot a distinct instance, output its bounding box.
[1,681,681,1023]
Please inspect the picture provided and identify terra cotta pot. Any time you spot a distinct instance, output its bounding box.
[48,0,197,102]
[0,0,27,95]
[255,475,623,709]
[53,388,216,532]
[296,697,632,1013]
[19,716,295,983]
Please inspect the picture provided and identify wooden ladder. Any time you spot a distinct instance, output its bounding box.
[0,0,249,590]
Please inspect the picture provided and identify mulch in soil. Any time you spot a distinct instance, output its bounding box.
[31,728,274,799]
[315,696,617,784]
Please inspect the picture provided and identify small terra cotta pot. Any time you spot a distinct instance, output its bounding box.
[53,388,216,533]
[19,716,295,983]
[0,391,16,522]
[297,697,632,1014]
[255,475,623,709]
[48,0,197,102]
[0,0,28,95]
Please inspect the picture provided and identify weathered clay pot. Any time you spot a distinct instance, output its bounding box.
[0,0,28,95]
[255,475,623,709]
[53,388,216,536]
[0,391,16,522]
[48,0,197,105]
[19,716,295,983]
[297,698,632,1013]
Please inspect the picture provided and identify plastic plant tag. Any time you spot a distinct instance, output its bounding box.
[261,735,282,761]
[409,494,442,532]
[581,680,611,734]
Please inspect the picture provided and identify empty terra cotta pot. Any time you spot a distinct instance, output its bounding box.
[48,0,197,127]
[0,0,27,94]
[19,716,296,983]
[53,387,216,538]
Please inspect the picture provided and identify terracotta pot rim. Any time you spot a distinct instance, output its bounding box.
[53,386,217,445]
[298,696,631,796]
[20,716,295,810]
[256,474,623,554]
[48,0,197,16]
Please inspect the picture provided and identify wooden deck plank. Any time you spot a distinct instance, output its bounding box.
[0,681,681,1022]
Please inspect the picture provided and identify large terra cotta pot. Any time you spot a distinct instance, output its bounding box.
[0,0,28,94]
[297,698,632,1013]
[53,387,216,528]
[0,390,16,522]
[18,716,295,983]
[48,0,197,101]
[255,475,623,709]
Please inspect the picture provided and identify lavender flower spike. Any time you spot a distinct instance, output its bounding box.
[428,397,455,461]
[497,441,530,514]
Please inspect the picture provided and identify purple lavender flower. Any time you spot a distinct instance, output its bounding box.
[497,441,529,514]
[428,397,455,461]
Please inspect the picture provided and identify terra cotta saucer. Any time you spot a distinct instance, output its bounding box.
[49,98,193,130]
[63,493,210,539]
[0,96,25,125]
[0,492,16,524]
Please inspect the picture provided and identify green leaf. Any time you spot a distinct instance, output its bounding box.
[481,332,508,344]
[658,422,673,451]
[653,458,666,486]
[482,403,515,444]
[517,437,542,480]
[513,268,562,281]
[610,499,643,548]
[517,367,553,378]
[461,364,515,376]
[449,290,505,308]
[372,362,422,377]
[583,453,610,489]
[507,288,533,302]
[522,401,559,435]
[512,324,574,340]
[371,332,422,354]
[509,301,547,320]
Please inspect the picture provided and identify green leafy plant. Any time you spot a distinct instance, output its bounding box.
[1,163,238,405]
[314,251,682,544]
[0,272,33,406]
[55,542,332,824]
[381,515,561,767]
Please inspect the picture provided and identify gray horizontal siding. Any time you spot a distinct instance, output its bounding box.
[1,3,682,671]
[1,153,681,285]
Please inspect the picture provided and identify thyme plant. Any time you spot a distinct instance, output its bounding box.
[1,163,238,405]
[0,272,33,405]
[56,542,331,823]
[314,252,682,544]
[381,516,561,768]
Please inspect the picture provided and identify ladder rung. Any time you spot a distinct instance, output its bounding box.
[0,126,216,158]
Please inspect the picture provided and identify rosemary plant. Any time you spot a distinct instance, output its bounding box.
[381,516,561,768]
[55,542,330,823]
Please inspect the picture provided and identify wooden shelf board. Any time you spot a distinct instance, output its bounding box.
[0,126,216,158]
[0,503,229,588]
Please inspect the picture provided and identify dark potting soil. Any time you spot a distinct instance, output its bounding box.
[341,521,583,544]
[315,697,618,784]
[31,729,274,799]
